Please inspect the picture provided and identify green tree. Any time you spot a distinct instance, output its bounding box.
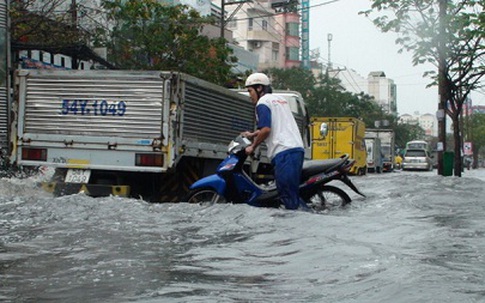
[308,74,392,128]
[304,74,349,117]
[394,123,426,150]
[265,67,315,98]
[10,0,98,49]
[101,0,237,85]
[465,113,485,167]
[265,67,395,130]
[364,1,485,176]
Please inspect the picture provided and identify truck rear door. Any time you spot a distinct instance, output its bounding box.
[14,69,170,173]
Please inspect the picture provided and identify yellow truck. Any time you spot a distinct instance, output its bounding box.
[311,117,367,175]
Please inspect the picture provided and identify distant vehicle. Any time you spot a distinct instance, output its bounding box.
[402,148,434,171]
[406,140,429,151]
[365,137,383,173]
[311,117,367,175]
[365,129,395,172]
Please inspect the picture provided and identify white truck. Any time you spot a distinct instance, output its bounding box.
[365,128,395,172]
[10,69,312,201]
[364,137,383,173]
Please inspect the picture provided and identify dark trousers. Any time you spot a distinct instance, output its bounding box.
[272,149,304,210]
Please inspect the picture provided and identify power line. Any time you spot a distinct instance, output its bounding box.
[230,0,340,22]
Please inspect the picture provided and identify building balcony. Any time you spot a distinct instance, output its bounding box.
[247,30,279,43]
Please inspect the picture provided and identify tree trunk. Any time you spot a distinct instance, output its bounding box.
[452,114,462,177]
[473,151,478,169]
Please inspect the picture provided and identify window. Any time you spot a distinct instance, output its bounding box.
[286,47,299,60]
[405,150,426,157]
[248,18,253,30]
[272,50,279,61]
[262,20,268,30]
[272,42,279,61]
[286,22,299,36]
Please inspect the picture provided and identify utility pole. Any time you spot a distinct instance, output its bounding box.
[70,0,79,69]
[437,0,447,175]
[220,0,249,39]
[327,33,332,74]
[220,0,225,39]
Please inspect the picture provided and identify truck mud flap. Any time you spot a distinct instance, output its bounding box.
[41,182,130,198]
[159,158,202,202]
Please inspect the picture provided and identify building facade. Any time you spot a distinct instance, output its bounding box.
[328,68,368,95]
[329,69,398,116]
[368,71,397,115]
[399,113,438,137]
[224,0,303,71]
[226,0,280,70]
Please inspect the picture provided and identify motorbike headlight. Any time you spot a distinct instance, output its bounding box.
[228,140,239,153]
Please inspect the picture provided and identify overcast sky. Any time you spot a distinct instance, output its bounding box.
[308,0,485,116]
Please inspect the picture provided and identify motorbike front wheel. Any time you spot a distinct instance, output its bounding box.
[183,188,227,205]
[304,185,351,211]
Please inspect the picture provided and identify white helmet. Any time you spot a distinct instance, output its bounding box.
[245,72,271,87]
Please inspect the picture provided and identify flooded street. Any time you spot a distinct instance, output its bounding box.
[1,169,485,302]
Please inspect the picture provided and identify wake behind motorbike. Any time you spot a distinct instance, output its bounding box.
[183,136,365,211]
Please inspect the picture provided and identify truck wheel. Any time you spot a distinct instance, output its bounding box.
[182,188,226,205]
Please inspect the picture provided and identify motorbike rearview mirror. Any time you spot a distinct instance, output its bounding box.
[319,123,328,138]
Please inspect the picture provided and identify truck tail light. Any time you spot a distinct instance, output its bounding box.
[22,148,47,161]
[135,153,163,167]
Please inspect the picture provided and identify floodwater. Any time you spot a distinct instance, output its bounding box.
[1,169,485,302]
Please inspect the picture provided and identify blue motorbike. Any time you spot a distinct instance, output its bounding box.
[184,135,365,210]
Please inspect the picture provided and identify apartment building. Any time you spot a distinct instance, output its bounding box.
[399,113,438,137]
[368,71,397,115]
[224,0,301,70]
[329,68,398,116]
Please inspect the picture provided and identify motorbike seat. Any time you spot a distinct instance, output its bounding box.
[301,158,344,180]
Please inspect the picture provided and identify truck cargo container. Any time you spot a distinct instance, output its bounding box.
[364,137,383,173]
[365,128,395,172]
[311,117,367,175]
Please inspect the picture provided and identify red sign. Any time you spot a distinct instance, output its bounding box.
[463,142,473,155]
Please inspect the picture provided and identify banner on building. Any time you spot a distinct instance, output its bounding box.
[20,57,67,70]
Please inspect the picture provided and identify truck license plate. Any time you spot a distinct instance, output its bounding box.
[65,169,91,183]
